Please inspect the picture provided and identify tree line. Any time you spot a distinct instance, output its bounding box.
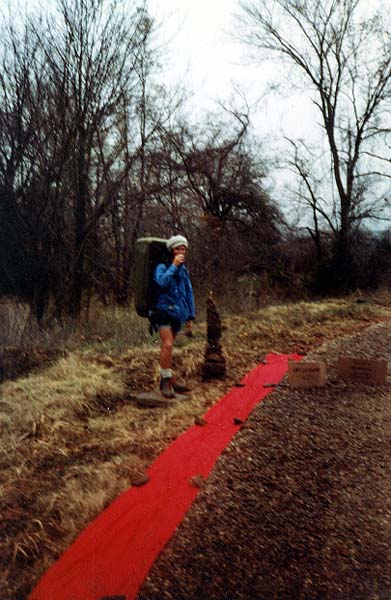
[1,0,391,326]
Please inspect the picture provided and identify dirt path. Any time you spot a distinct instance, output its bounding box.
[138,321,391,600]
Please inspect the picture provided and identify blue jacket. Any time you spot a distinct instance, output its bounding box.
[153,262,195,325]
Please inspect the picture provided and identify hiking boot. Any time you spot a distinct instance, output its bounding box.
[172,379,192,394]
[160,377,176,398]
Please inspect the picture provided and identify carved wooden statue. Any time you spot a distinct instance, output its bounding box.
[202,296,226,380]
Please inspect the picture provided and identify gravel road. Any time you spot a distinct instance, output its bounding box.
[138,321,391,600]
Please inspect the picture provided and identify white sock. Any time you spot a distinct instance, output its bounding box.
[160,368,173,379]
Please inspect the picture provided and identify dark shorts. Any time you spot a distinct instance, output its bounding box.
[149,309,181,334]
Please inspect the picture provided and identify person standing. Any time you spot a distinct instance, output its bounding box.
[151,235,195,398]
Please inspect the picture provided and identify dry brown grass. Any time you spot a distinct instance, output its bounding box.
[1,292,391,599]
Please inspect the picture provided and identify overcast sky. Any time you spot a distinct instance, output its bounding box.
[150,0,241,102]
[149,0,319,142]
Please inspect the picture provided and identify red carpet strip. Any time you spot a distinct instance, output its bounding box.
[30,352,301,600]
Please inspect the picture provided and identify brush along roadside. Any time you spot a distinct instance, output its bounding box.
[1,296,391,600]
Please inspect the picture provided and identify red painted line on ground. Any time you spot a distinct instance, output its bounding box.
[30,353,301,600]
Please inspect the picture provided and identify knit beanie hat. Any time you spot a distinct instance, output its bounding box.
[167,234,189,250]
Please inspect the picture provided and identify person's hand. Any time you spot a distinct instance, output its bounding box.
[173,253,185,267]
[185,320,193,337]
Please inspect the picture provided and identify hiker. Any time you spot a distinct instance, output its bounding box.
[151,234,195,398]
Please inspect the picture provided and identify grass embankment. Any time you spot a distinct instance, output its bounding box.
[1,293,391,599]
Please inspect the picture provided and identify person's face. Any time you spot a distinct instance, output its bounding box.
[173,244,187,256]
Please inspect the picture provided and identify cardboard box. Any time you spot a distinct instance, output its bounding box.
[337,356,387,385]
[288,361,326,388]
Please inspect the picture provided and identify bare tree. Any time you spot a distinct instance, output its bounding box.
[0,0,163,320]
[40,0,156,317]
[94,73,188,305]
[153,107,283,293]
[237,0,391,288]
[0,16,54,320]
[160,107,280,228]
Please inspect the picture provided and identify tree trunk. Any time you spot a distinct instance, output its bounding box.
[69,157,88,318]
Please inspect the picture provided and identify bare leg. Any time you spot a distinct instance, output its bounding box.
[159,326,175,369]
[159,327,176,398]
